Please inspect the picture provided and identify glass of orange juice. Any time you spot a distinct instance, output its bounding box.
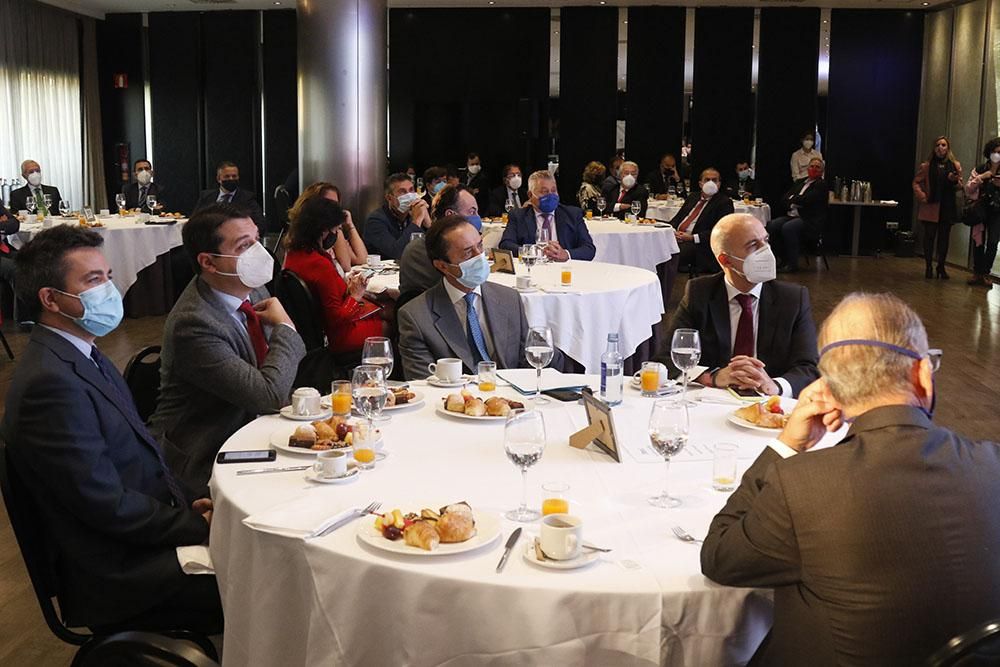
[541,482,570,515]
[477,361,497,392]
[353,422,377,470]
[331,380,353,416]
[585,209,593,219]
[561,268,572,286]
[640,361,661,397]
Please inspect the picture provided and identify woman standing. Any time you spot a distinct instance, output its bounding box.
[965,137,1000,287]
[912,136,962,279]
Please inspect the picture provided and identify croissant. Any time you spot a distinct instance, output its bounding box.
[445,394,465,412]
[484,397,511,417]
[313,421,337,440]
[435,506,476,543]
[464,399,486,417]
[404,520,440,551]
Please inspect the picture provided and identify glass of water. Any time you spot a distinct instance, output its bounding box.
[115,193,127,213]
[648,399,689,508]
[630,200,641,220]
[146,194,158,212]
[59,199,70,217]
[671,328,701,407]
[504,408,546,522]
[520,244,539,284]
[351,365,387,432]
[596,196,607,218]
[525,326,554,405]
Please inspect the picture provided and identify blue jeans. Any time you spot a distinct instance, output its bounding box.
[767,215,806,268]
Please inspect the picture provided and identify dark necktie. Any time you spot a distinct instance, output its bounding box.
[238,300,269,367]
[678,198,709,233]
[138,186,148,208]
[733,293,755,358]
[90,346,186,506]
[464,293,491,365]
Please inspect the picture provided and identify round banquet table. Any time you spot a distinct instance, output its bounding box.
[368,260,664,374]
[646,200,771,226]
[210,384,845,666]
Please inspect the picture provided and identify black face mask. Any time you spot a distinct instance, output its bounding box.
[221,179,239,193]
[322,230,337,250]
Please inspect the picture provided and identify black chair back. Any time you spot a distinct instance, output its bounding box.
[276,269,325,351]
[123,346,162,423]
[0,436,91,646]
[927,619,1000,667]
[75,631,220,667]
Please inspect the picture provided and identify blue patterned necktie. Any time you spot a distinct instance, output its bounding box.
[463,292,491,365]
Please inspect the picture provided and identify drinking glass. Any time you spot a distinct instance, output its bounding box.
[25,197,36,215]
[42,194,52,211]
[630,200,641,219]
[536,225,552,262]
[668,186,676,198]
[330,380,353,416]
[58,199,70,217]
[115,193,127,214]
[525,326,554,405]
[596,196,607,218]
[351,365,387,431]
[410,232,425,243]
[520,244,539,284]
[353,422,377,470]
[541,481,570,516]
[671,328,701,407]
[416,177,424,194]
[362,337,394,420]
[712,442,739,492]
[504,408,546,522]
[146,194,158,211]
[504,200,515,215]
[477,360,497,392]
[648,399,689,508]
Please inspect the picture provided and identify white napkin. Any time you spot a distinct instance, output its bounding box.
[242,495,356,538]
[176,545,215,575]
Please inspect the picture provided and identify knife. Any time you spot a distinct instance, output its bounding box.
[236,465,310,476]
[496,527,522,573]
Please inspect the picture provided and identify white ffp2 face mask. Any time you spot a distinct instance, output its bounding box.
[508,175,522,190]
[137,169,152,185]
[702,180,720,197]
[212,241,274,289]
[622,174,637,189]
[802,140,814,150]
[991,152,1000,165]
[728,244,777,284]
[26,172,42,187]
[468,164,481,175]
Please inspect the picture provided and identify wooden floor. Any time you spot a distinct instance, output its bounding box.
[1,256,998,665]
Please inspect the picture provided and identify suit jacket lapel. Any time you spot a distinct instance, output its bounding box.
[480,283,510,368]
[708,276,732,359]
[757,282,776,363]
[430,284,475,371]
[195,277,255,364]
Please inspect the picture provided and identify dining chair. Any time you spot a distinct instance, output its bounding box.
[123,345,162,423]
[925,618,1000,666]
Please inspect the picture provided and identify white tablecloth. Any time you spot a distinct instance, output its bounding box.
[481,219,680,274]
[370,261,664,373]
[11,215,185,294]
[646,200,772,226]
[210,384,845,666]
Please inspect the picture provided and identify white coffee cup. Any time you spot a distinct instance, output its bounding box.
[312,450,348,478]
[291,387,322,416]
[99,209,110,217]
[428,358,462,382]
[368,254,382,268]
[539,513,582,560]
[516,275,531,290]
[632,362,670,387]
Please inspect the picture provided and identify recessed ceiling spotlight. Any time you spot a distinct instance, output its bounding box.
[599,1,606,5]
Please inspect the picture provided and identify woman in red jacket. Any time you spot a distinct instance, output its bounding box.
[283,196,384,357]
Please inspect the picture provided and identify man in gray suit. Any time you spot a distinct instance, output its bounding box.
[398,214,559,380]
[150,203,305,491]
[702,292,1000,665]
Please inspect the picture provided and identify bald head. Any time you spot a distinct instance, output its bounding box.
[710,213,765,258]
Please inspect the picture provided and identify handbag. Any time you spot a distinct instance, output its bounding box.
[961,193,987,227]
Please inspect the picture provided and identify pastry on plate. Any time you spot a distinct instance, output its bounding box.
[734,396,788,429]
[445,393,465,412]
[484,396,511,417]
[464,398,486,417]
[435,504,476,543]
[288,424,316,449]
[404,521,440,551]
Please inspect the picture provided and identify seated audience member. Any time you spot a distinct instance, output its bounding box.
[398,215,562,379]
[445,164,461,188]
[405,165,417,182]
[421,166,448,207]
[602,160,649,219]
[10,159,62,215]
[701,292,1000,665]
[399,184,482,302]
[488,164,527,216]
[790,130,823,181]
[499,170,596,262]
[193,161,266,237]
[289,182,367,272]
[766,157,829,273]
[577,161,607,214]
[464,152,489,212]
[658,213,819,397]
[724,161,756,199]
[150,203,305,490]
[646,153,687,200]
[284,197,383,359]
[363,172,433,260]
[122,159,164,212]
[0,202,20,283]
[602,154,624,192]
[670,168,735,272]
[1,226,223,634]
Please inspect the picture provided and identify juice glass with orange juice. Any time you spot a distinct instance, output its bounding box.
[331,380,353,416]
[477,361,497,392]
[353,422,377,470]
[585,209,593,219]
[541,482,570,515]
[640,361,661,397]
[561,269,572,286]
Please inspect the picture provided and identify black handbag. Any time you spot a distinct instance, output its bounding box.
[961,193,988,227]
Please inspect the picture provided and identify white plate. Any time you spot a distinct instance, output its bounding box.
[522,541,600,570]
[629,376,677,390]
[279,405,333,421]
[321,389,425,412]
[515,286,539,294]
[434,404,508,422]
[269,423,384,456]
[304,465,360,484]
[356,509,502,556]
[427,376,469,388]
[726,412,784,433]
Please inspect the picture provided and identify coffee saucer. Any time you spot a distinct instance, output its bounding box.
[522,541,600,570]
[305,465,360,484]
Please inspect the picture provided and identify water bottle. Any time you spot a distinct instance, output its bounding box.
[600,333,623,406]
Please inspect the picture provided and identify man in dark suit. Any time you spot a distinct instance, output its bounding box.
[723,160,756,199]
[398,214,562,379]
[767,157,830,273]
[9,159,62,216]
[487,164,527,216]
[1,225,222,633]
[192,161,266,237]
[702,292,1000,665]
[464,152,489,213]
[601,160,649,219]
[150,204,305,491]
[646,153,687,200]
[669,167,735,272]
[658,213,818,397]
[601,154,624,192]
[122,159,165,212]
[363,172,434,260]
[498,170,596,261]
[421,166,448,207]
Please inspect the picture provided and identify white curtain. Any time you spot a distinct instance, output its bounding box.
[0,0,83,211]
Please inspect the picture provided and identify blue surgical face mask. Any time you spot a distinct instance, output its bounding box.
[54,280,124,337]
[449,252,491,290]
[466,214,483,232]
[537,193,559,214]
[432,181,446,195]
[819,339,936,417]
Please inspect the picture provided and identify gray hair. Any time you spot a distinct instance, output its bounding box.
[20,159,38,175]
[709,213,758,258]
[621,161,639,172]
[818,292,928,410]
[527,170,556,194]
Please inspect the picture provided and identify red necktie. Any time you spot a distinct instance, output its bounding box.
[733,293,755,358]
[238,300,269,367]
[617,188,627,203]
[678,198,708,233]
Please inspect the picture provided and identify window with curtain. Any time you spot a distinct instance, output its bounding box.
[0,0,83,210]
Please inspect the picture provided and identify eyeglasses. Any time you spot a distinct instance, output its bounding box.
[927,348,942,373]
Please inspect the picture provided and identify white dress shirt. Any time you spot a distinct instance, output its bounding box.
[506,188,521,208]
[533,209,560,246]
[680,196,712,244]
[768,439,799,459]
[723,277,792,397]
[441,278,496,360]
[790,148,823,181]
[40,324,96,365]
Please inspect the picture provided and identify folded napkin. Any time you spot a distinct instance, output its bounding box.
[176,545,215,575]
[242,495,355,538]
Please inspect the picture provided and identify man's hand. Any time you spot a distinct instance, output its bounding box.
[716,356,779,395]
[675,231,694,243]
[777,378,843,453]
[543,241,570,262]
[253,297,294,328]
[192,498,213,526]
[410,198,431,228]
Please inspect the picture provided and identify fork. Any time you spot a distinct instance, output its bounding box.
[310,502,381,539]
[671,525,703,545]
